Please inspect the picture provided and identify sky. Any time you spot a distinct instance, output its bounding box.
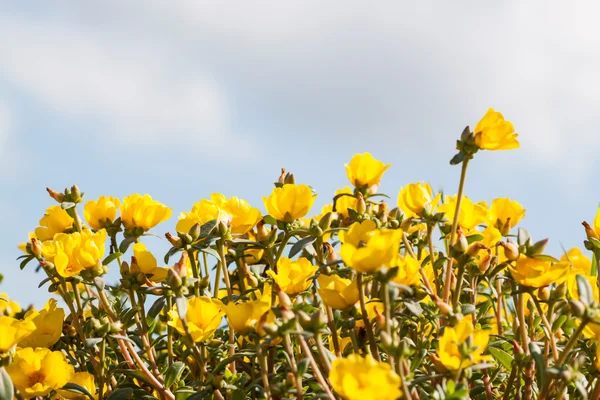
[1,1,600,308]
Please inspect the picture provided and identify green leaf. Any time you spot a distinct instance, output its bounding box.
[577,274,594,306]
[0,367,13,400]
[61,382,95,399]
[593,252,598,277]
[262,215,277,226]
[487,346,512,370]
[449,151,466,165]
[103,252,123,266]
[84,337,103,349]
[466,233,484,244]
[297,357,310,376]
[531,254,559,263]
[19,255,34,270]
[164,361,187,388]
[404,300,423,316]
[197,247,220,260]
[61,201,76,210]
[119,237,137,253]
[289,237,316,258]
[517,228,531,247]
[529,342,546,388]
[199,220,218,239]
[93,276,105,291]
[148,297,166,320]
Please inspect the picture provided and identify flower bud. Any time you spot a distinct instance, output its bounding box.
[400,217,414,231]
[130,257,141,275]
[583,221,599,240]
[284,173,295,185]
[173,252,188,278]
[109,321,123,334]
[188,223,201,241]
[467,242,487,258]
[478,254,492,274]
[218,221,229,237]
[165,232,183,248]
[323,242,337,264]
[435,297,453,316]
[538,286,550,301]
[167,268,183,290]
[453,227,468,254]
[554,281,568,299]
[120,260,130,275]
[499,241,519,261]
[257,221,270,242]
[356,193,366,215]
[136,273,147,285]
[278,168,287,185]
[46,187,65,203]
[30,238,43,258]
[70,185,83,203]
[199,276,211,290]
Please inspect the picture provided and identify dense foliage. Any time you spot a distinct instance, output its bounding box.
[2,108,598,399]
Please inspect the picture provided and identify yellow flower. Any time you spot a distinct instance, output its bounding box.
[243,231,264,265]
[0,316,36,353]
[0,292,22,317]
[267,257,318,295]
[133,243,169,282]
[42,229,107,278]
[225,284,272,334]
[437,195,488,232]
[317,274,359,310]
[20,299,65,348]
[593,207,600,238]
[339,220,402,273]
[345,152,391,190]
[329,329,352,354]
[489,198,525,234]
[330,354,402,400]
[561,247,592,276]
[221,196,262,235]
[58,372,97,399]
[18,232,37,254]
[508,255,570,288]
[473,108,519,151]
[120,194,172,231]
[334,187,357,219]
[263,184,316,223]
[84,196,120,230]
[176,196,223,234]
[397,182,438,218]
[34,206,74,242]
[6,347,74,399]
[392,254,422,287]
[167,297,225,343]
[437,318,490,371]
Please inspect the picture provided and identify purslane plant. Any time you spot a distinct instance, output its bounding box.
[2,108,600,400]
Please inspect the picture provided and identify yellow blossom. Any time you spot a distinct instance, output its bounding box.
[267,257,318,295]
[561,247,592,276]
[0,292,22,317]
[84,196,120,230]
[167,297,225,343]
[120,194,172,231]
[437,318,490,371]
[41,229,106,278]
[317,274,359,310]
[6,347,74,399]
[221,196,262,235]
[225,283,272,334]
[20,299,65,348]
[329,329,352,354]
[18,232,37,254]
[330,354,402,400]
[58,371,97,399]
[176,195,223,234]
[339,220,402,273]
[397,182,437,218]
[473,108,519,151]
[437,195,488,232]
[345,152,391,191]
[392,254,422,287]
[34,206,74,242]
[508,255,570,288]
[489,198,525,234]
[133,243,169,282]
[263,184,316,223]
[0,316,36,353]
[243,231,264,265]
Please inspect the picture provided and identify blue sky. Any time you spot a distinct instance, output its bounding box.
[1,1,599,308]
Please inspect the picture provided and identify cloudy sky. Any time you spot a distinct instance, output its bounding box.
[1,1,599,307]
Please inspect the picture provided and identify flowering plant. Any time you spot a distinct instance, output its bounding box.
[2,108,599,399]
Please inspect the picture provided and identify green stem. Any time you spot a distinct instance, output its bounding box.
[357,273,380,361]
[557,320,588,366]
[98,339,106,400]
[452,261,466,307]
[326,306,341,357]
[166,296,174,367]
[382,282,394,368]
[443,157,470,303]
[426,224,440,295]
[187,249,200,297]
[202,251,211,292]
[273,233,291,271]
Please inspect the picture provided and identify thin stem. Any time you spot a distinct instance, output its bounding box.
[532,297,559,362]
[403,233,435,296]
[315,333,332,375]
[217,239,236,374]
[452,261,466,307]
[296,328,335,400]
[426,225,440,295]
[557,320,588,366]
[273,233,291,271]
[517,292,530,354]
[258,345,272,399]
[284,333,304,400]
[382,282,394,368]
[187,249,201,297]
[357,273,380,361]
[202,251,211,293]
[326,306,341,357]
[98,339,106,400]
[443,158,470,303]
[166,296,174,367]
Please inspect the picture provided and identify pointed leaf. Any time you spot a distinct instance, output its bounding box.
[164,362,187,388]
[577,274,594,306]
[289,237,316,258]
[103,252,123,266]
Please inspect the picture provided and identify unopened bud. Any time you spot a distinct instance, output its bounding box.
[165,232,183,249]
[167,268,183,289]
[435,297,453,316]
[583,221,599,240]
[109,321,123,334]
[70,185,82,203]
[278,168,287,184]
[356,193,366,215]
[218,221,229,237]
[554,281,567,299]
[323,242,337,264]
[286,372,296,387]
[284,173,295,185]
[173,252,188,278]
[453,227,468,254]
[199,276,211,290]
[30,238,43,258]
[538,286,551,301]
[46,187,65,203]
[120,260,130,275]
[499,241,520,261]
[569,299,586,317]
[467,242,487,258]
[478,254,492,274]
[188,223,201,241]
[136,273,147,285]
[400,217,413,231]
[130,257,141,275]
